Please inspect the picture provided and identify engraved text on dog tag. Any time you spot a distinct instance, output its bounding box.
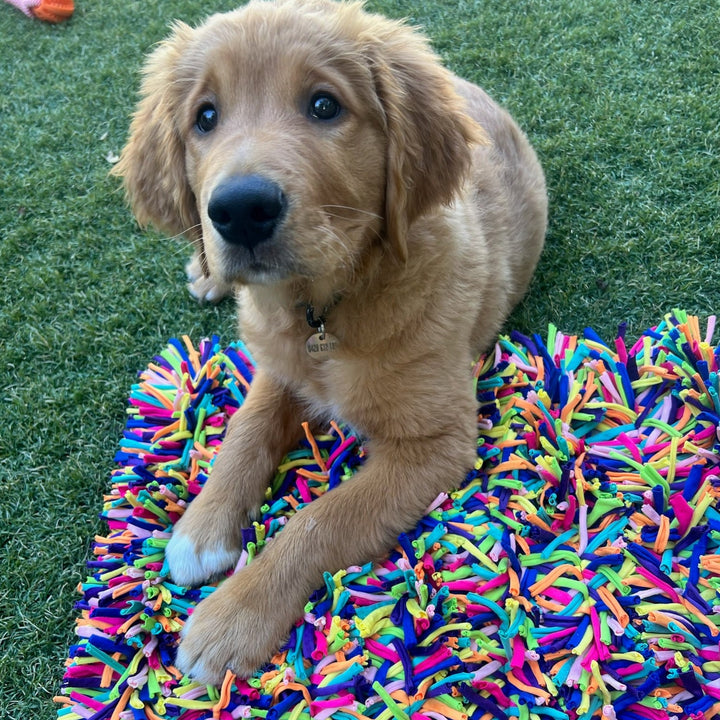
[306,331,340,358]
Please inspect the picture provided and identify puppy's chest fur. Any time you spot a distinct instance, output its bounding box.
[239,299,399,429]
[236,224,489,438]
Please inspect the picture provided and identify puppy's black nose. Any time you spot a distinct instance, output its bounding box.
[208,175,286,248]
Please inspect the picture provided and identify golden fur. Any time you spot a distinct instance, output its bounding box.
[114,0,547,684]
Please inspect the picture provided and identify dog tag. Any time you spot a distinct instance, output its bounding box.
[306,331,340,359]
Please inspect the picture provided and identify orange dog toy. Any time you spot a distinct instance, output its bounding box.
[5,0,74,23]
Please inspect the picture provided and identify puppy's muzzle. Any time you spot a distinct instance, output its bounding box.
[208,175,286,248]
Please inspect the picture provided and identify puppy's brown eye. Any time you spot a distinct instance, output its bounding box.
[309,93,341,121]
[196,104,218,133]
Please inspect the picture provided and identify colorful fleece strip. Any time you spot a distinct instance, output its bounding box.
[57,310,720,720]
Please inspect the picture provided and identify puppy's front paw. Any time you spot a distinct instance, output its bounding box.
[176,563,296,685]
[185,253,233,304]
[165,520,241,587]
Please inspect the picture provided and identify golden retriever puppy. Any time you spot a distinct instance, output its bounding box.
[114,0,547,684]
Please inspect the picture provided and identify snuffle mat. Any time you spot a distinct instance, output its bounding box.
[56,310,720,720]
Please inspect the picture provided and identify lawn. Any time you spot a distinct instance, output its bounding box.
[0,0,717,717]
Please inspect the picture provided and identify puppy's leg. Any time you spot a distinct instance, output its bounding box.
[176,427,476,684]
[166,370,305,587]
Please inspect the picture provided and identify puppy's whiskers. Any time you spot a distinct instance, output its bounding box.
[163,223,203,244]
[317,226,352,266]
[316,225,371,286]
[321,204,382,220]
[321,207,384,246]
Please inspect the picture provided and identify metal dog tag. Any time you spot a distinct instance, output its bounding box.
[306,331,340,359]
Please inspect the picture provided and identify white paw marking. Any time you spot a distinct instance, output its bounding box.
[187,276,231,304]
[185,255,203,283]
[185,256,232,304]
[165,531,239,587]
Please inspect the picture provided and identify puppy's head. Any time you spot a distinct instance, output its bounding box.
[114,0,483,289]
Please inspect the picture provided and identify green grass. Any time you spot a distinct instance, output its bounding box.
[0,0,718,716]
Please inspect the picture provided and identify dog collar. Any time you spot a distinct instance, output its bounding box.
[305,303,328,330]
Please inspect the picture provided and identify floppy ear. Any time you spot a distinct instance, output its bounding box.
[112,22,200,242]
[368,26,487,263]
